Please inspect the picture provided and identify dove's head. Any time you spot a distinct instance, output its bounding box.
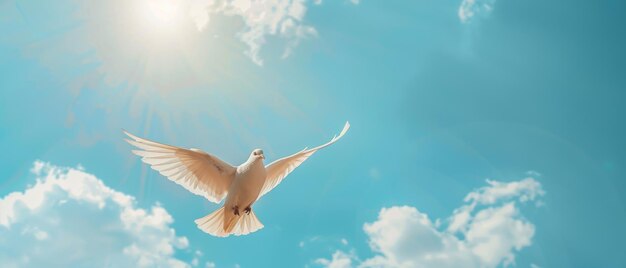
[250,149,265,161]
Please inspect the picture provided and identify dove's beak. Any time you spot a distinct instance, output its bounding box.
[261,154,265,160]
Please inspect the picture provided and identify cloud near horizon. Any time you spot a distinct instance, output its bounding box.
[315,177,545,268]
[0,161,205,267]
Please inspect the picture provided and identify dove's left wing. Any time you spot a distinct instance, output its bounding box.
[124,131,236,203]
[259,122,350,199]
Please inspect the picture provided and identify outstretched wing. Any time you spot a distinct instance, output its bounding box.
[259,122,350,199]
[124,131,236,203]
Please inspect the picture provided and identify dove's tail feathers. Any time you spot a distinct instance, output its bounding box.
[195,207,264,237]
[194,207,231,237]
[230,209,264,236]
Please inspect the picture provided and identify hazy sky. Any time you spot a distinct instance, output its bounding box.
[1,0,625,267]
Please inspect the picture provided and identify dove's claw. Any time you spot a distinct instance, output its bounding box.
[244,206,251,215]
[232,206,240,216]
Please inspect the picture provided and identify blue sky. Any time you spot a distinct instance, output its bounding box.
[1,0,625,267]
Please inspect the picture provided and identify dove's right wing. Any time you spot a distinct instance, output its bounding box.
[124,131,236,203]
[259,122,350,199]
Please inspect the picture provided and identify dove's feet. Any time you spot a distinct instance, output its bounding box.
[244,206,251,215]
[232,205,240,216]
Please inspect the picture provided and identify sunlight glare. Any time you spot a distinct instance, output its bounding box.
[139,0,183,32]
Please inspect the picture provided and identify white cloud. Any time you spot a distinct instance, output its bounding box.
[464,178,544,205]
[0,161,203,268]
[192,250,203,266]
[192,0,318,65]
[315,177,545,268]
[315,250,357,268]
[448,177,544,234]
[458,0,497,23]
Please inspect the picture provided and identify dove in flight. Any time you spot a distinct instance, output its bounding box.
[124,122,350,237]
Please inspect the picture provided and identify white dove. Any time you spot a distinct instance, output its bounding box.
[124,122,349,237]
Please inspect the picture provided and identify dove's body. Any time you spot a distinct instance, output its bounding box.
[124,121,350,237]
[224,156,266,223]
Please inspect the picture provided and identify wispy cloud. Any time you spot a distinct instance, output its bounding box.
[315,177,545,268]
[191,0,318,65]
[458,0,497,23]
[0,161,207,267]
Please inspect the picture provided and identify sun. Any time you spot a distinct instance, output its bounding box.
[147,0,177,23]
[137,0,184,32]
